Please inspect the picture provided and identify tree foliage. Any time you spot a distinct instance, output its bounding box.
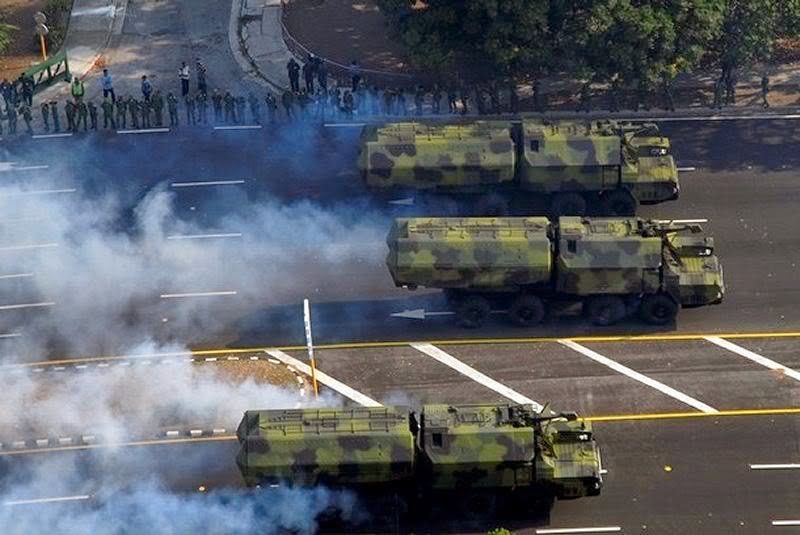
[0,22,19,55]
[377,0,800,83]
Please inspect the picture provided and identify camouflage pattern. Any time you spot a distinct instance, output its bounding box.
[236,403,602,500]
[359,119,679,205]
[386,216,724,307]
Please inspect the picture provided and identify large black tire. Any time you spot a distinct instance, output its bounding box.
[509,294,546,327]
[638,294,679,325]
[584,295,627,326]
[475,193,510,216]
[457,295,491,328]
[459,491,498,522]
[601,189,637,216]
[550,192,587,217]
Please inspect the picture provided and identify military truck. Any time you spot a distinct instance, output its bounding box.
[359,119,678,216]
[386,216,724,328]
[237,403,602,519]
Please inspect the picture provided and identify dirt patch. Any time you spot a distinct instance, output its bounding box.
[283,0,410,73]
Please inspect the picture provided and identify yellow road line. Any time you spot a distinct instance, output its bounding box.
[0,435,236,457]
[5,330,800,369]
[584,407,800,423]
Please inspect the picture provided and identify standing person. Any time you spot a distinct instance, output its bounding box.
[195,59,208,95]
[185,93,196,126]
[286,58,300,92]
[101,69,116,102]
[711,78,724,110]
[141,75,153,102]
[50,100,61,132]
[265,92,278,124]
[248,93,261,124]
[349,60,361,91]
[724,68,737,105]
[761,74,770,108]
[128,97,140,129]
[608,78,621,112]
[116,96,127,128]
[281,90,294,120]
[212,89,223,123]
[178,61,190,96]
[317,62,328,92]
[196,91,208,124]
[0,79,11,109]
[71,77,85,103]
[19,104,33,135]
[302,61,315,94]
[431,86,442,114]
[458,87,469,115]
[65,100,76,132]
[40,101,50,133]
[414,86,425,116]
[447,87,457,114]
[101,97,116,129]
[77,99,89,131]
[152,91,164,126]
[223,91,235,123]
[167,92,179,126]
[21,75,34,106]
[314,87,327,120]
[661,74,675,112]
[87,101,98,130]
[577,82,591,112]
[7,105,17,135]
[141,98,152,128]
[236,96,247,124]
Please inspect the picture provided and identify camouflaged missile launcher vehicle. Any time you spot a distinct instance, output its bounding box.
[359,120,678,217]
[236,403,602,516]
[386,216,724,328]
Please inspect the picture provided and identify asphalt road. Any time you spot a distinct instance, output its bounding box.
[1,116,800,533]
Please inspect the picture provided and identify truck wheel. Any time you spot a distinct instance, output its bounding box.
[550,192,587,217]
[457,296,491,328]
[459,491,497,521]
[584,295,627,326]
[602,190,637,216]
[475,193,510,216]
[509,295,545,327]
[639,294,679,325]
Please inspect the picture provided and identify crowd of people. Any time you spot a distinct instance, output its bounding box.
[0,55,777,138]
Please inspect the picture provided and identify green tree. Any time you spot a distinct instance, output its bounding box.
[0,22,19,54]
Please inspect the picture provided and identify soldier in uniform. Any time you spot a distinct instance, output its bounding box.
[608,78,621,112]
[141,98,152,128]
[342,90,354,119]
[248,93,261,124]
[7,105,17,135]
[185,94,196,126]
[397,88,407,115]
[197,91,208,124]
[152,91,164,126]
[280,90,293,121]
[128,97,140,129]
[65,100,76,132]
[212,89,223,123]
[661,74,675,112]
[167,92,179,126]
[101,97,116,129]
[88,101,98,130]
[577,82,591,112]
[382,88,392,115]
[265,92,278,123]
[431,86,442,114]
[116,97,128,128]
[236,96,247,124]
[414,86,425,116]
[77,99,89,131]
[224,91,236,123]
[50,101,61,132]
[40,101,50,132]
[761,74,770,108]
[19,104,33,135]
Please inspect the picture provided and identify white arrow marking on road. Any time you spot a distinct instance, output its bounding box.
[559,339,718,414]
[388,197,415,206]
[159,291,237,299]
[677,167,696,172]
[166,233,242,240]
[4,495,91,506]
[0,302,55,311]
[411,343,544,412]
[265,349,382,407]
[750,463,800,470]
[171,180,245,188]
[705,336,800,382]
[391,309,455,320]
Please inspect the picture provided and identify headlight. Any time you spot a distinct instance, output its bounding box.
[650,147,668,156]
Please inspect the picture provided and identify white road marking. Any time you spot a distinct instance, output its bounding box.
[159,291,237,299]
[212,428,226,435]
[750,463,800,470]
[165,430,180,438]
[677,167,696,172]
[0,302,55,311]
[171,180,245,188]
[536,528,622,534]
[705,336,800,382]
[0,164,50,173]
[324,123,367,128]
[116,128,170,134]
[559,340,718,414]
[629,113,800,122]
[4,495,91,506]
[773,520,800,526]
[0,273,34,280]
[166,233,242,240]
[0,332,21,339]
[0,243,59,252]
[410,343,544,412]
[32,133,73,139]
[213,125,262,130]
[204,357,218,362]
[266,349,381,407]
[0,189,75,197]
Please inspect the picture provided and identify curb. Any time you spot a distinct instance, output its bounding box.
[228,0,286,93]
